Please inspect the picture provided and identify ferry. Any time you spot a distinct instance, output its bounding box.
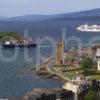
[77,24,100,32]
[2,41,37,49]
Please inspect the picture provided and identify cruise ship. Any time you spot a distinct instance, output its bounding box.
[77,24,100,32]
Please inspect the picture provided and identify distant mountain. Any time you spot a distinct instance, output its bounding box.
[0,17,9,20]
[58,8,100,17]
[47,8,100,21]
[0,8,100,21]
[0,15,52,22]
[9,15,53,21]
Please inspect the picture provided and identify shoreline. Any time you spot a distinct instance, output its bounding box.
[32,65,69,83]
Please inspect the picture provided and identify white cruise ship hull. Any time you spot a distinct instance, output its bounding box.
[77,28,100,32]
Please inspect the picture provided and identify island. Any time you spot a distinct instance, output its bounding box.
[0,32,21,42]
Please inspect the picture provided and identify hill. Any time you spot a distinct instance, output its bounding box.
[0,8,100,21]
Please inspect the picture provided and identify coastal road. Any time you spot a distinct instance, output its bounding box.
[46,60,70,82]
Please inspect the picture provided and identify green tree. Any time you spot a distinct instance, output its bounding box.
[82,58,92,69]
[85,90,96,100]
[81,58,93,75]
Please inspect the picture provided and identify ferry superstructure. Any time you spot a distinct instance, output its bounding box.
[77,24,100,32]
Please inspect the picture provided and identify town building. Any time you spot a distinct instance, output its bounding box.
[55,41,94,68]
[95,48,100,70]
[56,40,64,64]
[63,76,91,100]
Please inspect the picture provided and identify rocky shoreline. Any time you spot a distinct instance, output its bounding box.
[9,88,74,100]
[33,65,69,83]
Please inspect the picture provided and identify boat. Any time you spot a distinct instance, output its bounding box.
[2,44,16,48]
[27,42,37,48]
[16,42,37,48]
[2,41,16,49]
[77,24,100,32]
[2,41,37,49]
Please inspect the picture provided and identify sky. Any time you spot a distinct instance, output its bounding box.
[0,0,100,17]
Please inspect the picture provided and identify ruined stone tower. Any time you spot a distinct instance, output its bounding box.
[56,40,64,64]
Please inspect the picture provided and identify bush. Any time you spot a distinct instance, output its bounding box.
[83,69,95,76]
[85,90,96,100]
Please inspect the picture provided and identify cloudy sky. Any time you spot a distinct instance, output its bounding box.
[0,0,100,17]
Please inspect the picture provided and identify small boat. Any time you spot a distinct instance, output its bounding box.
[16,43,37,48]
[27,42,37,48]
[2,41,16,49]
[2,44,16,48]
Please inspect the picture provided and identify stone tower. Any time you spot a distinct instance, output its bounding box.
[56,40,64,64]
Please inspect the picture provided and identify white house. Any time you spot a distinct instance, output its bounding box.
[95,48,100,70]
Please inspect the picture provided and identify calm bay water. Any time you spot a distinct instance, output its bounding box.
[0,20,100,98]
